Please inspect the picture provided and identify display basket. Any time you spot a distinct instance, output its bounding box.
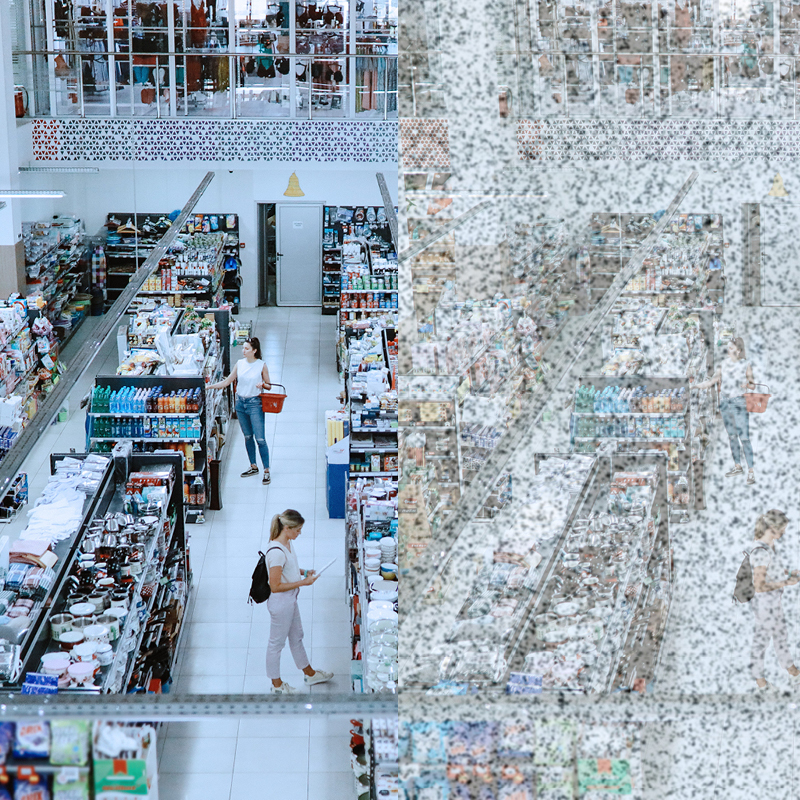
[744,384,770,413]
[261,383,287,414]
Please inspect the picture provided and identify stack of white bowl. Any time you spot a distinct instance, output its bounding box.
[363,541,381,575]
[379,536,397,564]
[366,615,398,692]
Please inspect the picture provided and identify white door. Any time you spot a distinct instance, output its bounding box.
[277,204,323,306]
[762,203,800,305]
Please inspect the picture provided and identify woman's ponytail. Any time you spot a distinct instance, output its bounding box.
[269,509,305,540]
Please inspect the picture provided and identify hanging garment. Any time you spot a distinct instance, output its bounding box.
[217,56,229,91]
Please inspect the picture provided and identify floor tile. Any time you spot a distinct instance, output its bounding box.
[173,674,246,694]
[234,737,310,773]
[238,717,310,738]
[167,719,241,738]
[157,771,233,800]
[306,771,355,799]
[230,771,307,800]
[160,737,238,773]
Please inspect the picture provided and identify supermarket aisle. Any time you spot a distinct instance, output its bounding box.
[12,308,353,799]
[648,306,800,797]
[161,307,353,800]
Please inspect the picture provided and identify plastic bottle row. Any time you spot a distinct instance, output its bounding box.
[92,415,202,440]
[341,293,399,310]
[91,385,203,415]
[575,415,686,440]
[575,384,686,414]
[184,476,206,507]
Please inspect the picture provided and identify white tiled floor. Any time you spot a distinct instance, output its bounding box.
[10,307,353,800]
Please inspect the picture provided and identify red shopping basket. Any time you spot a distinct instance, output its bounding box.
[744,384,771,413]
[261,383,287,414]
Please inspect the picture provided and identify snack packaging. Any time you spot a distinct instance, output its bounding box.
[50,721,90,767]
[13,722,50,759]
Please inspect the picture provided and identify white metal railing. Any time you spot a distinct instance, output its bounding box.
[13,49,398,121]
[503,50,800,119]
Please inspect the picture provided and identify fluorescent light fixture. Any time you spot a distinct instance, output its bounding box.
[0,190,65,198]
[19,166,99,174]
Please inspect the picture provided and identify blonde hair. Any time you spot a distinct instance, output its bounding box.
[755,509,789,540]
[269,509,305,540]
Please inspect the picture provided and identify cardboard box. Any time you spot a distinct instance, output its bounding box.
[94,725,158,799]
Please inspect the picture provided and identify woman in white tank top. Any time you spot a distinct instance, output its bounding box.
[208,337,273,484]
[694,336,756,484]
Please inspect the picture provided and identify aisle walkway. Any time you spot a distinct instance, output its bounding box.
[173,306,350,697]
[160,307,352,799]
[10,307,353,800]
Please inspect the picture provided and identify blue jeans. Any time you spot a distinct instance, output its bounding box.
[720,397,753,469]
[236,396,270,469]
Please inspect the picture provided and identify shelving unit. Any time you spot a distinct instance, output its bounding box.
[588,212,726,312]
[569,376,699,520]
[88,375,212,525]
[23,218,91,344]
[19,451,190,695]
[97,213,239,313]
[323,205,397,330]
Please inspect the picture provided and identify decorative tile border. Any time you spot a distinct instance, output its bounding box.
[32,119,398,163]
[518,119,800,160]
[399,120,450,169]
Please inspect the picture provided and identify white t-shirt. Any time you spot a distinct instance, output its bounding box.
[266,542,302,584]
[236,358,265,398]
[719,358,750,400]
[751,542,790,590]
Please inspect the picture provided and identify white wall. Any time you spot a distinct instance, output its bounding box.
[14,161,398,307]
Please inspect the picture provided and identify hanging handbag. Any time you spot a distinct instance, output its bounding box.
[276,57,290,75]
[245,57,256,74]
[265,62,276,79]
[333,64,343,83]
[54,54,71,78]
[257,59,268,78]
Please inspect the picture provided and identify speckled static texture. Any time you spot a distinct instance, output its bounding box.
[397,1,800,793]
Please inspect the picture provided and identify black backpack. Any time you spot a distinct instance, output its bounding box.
[248,547,280,604]
[733,543,770,604]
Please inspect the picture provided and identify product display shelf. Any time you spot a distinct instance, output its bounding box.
[322,205,343,315]
[569,375,697,518]
[588,212,726,312]
[346,475,398,695]
[403,454,596,691]
[367,717,399,800]
[87,375,209,524]
[21,451,188,696]
[0,454,116,688]
[503,454,671,696]
[99,213,239,312]
[25,233,91,344]
[398,376,461,533]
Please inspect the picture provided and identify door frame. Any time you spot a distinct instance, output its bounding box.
[276,203,324,307]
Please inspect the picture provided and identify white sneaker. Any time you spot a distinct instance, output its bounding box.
[271,681,298,694]
[757,681,779,693]
[304,669,333,686]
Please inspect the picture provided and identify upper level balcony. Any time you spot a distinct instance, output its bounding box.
[11,0,397,120]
